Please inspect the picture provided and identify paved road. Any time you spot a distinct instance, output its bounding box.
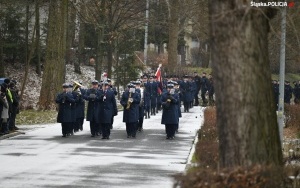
[0,106,204,188]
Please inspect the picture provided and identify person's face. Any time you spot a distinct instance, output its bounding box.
[143,77,147,82]
[202,73,206,77]
[63,88,67,92]
[150,78,153,82]
[92,84,98,89]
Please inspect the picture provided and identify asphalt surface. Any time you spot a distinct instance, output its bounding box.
[0,106,204,188]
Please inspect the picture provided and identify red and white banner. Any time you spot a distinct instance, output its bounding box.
[155,64,163,94]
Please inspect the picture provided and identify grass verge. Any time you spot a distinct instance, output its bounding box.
[16,110,57,125]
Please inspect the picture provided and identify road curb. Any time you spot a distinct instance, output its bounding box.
[0,131,25,140]
[185,130,199,171]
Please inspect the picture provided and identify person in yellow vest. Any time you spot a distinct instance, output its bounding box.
[8,80,20,131]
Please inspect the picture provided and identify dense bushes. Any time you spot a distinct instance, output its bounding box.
[285,104,300,129]
[195,107,218,169]
[175,107,297,188]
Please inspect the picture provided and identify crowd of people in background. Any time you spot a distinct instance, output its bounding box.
[272,80,300,106]
[5,71,300,139]
[0,78,20,135]
[55,72,215,139]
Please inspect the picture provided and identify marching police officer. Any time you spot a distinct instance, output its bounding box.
[161,83,179,139]
[284,80,293,104]
[84,80,101,137]
[99,81,118,139]
[134,81,145,132]
[73,83,85,132]
[149,76,158,116]
[107,78,117,129]
[142,75,151,119]
[294,81,300,104]
[201,72,209,106]
[120,83,140,138]
[180,75,190,112]
[207,74,215,106]
[56,83,76,137]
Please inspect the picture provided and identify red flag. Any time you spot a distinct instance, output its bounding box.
[155,64,163,94]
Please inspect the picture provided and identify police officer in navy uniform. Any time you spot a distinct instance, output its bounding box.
[84,80,101,137]
[207,74,215,106]
[120,83,141,138]
[193,72,201,106]
[99,81,117,139]
[56,83,76,137]
[134,81,145,132]
[149,76,158,116]
[293,81,300,104]
[161,83,179,139]
[142,75,151,119]
[284,80,293,104]
[189,76,196,108]
[180,75,190,112]
[107,78,117,129]
[68,83,79,136]
[173,81,182,133]
[201,72,209,106]
[73,83,85,132]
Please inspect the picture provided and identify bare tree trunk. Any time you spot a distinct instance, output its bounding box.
[0,34,4,77]
[20,2,32,101]
[95,0,106,80]
[167,0,179,73]
[95,28,103,81]
[209,0,282,168]
[69,2,81,74]
[77,15,84,74]
[38,0,68,110]
[35,0,41,76]
[107,41,113,78]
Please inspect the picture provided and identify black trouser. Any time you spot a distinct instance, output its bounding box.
[194,90,200,105]
[101,123,111,138]
[151,106,156,115]
[110,116,114,129]
[126,122,137,137]
[1,118,9,134]
[138,117,144,130]
[76,117,84,131]
[201,91,207,105]
[175,123,179,132]
[61,123,69,136]
[8,112,16,130]
[183,102,189,112]
[165,124,176,138]
[208,94,214,105]
[90,120,98,136]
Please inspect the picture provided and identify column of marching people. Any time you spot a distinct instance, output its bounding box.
[55,72,214,139]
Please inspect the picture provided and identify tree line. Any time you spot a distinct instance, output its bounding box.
[1,0,298,183]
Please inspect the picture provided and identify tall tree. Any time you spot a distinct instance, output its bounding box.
[166,0,179,73]
[209,0,282,168]
[0,29,4,77]
[35,0,41,76]
[38,0,68,110]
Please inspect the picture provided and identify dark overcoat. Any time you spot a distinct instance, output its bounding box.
[99,89,117,124]
[56,92,76,123]
[120,91,140,123]
[83,88,101,123]
[161,92,179,124]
